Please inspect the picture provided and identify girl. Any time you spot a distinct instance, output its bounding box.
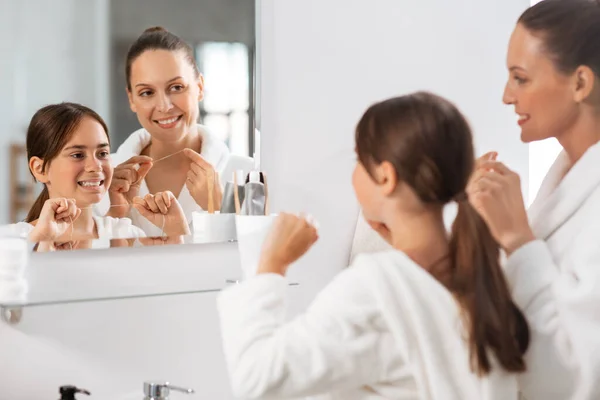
[14,102,188,251]
[468,1,600,398]
[218,92,529,400]
[105,26,230,236]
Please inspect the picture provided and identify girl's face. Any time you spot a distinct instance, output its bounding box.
[31,117,113,208]
[127,49,204,143]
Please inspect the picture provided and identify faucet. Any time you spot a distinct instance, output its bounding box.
[143,381,195,400]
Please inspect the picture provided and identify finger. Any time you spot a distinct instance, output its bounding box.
[163,191,173,208]
[132,202,153,220]
[135,162,153,183]
[111,178,132,193]
[113,168,137,183]
[477,160,514,176]
[189,162,206,175]
[187,170,201,184]
[155,192,169,214]
[474,176,504,194]
[144,194,160,213]
[183,148,213,169]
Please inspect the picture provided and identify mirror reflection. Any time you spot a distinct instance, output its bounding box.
[2,0,259,251]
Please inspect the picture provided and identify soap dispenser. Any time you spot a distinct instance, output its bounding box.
[59,385,91,400]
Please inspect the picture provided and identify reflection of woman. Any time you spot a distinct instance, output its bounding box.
[218,93,528,399]
[466,1,600,399]
[12,103,187,251]
[106,26,230,236]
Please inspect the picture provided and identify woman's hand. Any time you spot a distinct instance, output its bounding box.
[183,148,222,212]
[132,191,190,236]
[29,198,81,242]
[109,155,153,217]
[257,213,319,275]
[466,156,535,255]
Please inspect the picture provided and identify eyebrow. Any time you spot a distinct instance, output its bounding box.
[509,66,526,72]
[135,76,183,88]
[63,143,110,151]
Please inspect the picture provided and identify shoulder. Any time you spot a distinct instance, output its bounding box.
[199,124,230,168]
[113,127,151,162]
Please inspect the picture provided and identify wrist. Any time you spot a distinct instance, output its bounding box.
[502,228,536,256]
[257,258,288,276]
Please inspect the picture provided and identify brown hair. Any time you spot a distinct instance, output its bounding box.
[519,0,600,77]
[125,26,200,91]
[25,103,109,223]
[355,92,529,375]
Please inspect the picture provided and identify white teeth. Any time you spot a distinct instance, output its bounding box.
[157,117,179,125]
[79,181,101,187]
[518,115,528,121]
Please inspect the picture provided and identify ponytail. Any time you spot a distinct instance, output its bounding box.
[25,186,49,223]
[447,199,529,375]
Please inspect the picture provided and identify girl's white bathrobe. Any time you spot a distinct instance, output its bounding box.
[217,251,519,400]
[506,140,600,400]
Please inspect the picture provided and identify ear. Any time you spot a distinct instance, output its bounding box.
[372,161,398,196]
[127,88,137,113]
[573,65,596,103]
[29,156,48,183]
[196,73,205,102]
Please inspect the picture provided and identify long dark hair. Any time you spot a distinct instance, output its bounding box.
[518,0,600,77]
[125,26,200,91]
[355,92,529,375]
[25,103,109,223]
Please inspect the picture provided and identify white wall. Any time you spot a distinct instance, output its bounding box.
[262,0,531,309]
[1,0,531,398]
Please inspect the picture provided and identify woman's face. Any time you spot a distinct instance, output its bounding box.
[127,49,204,144]
[503,24,580,143]
[32,117,113,208]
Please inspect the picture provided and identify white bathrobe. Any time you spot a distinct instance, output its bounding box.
[97,125,230,236]
[10,216,146,249]
[217,251,519,400]
[504,140,600,400]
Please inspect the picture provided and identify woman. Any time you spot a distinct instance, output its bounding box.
[13,102,188,251]
[218,92,529,399]
[467,1,600,398]
[106,26,230,236]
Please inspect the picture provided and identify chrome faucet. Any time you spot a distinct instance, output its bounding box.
[143,381,194,400]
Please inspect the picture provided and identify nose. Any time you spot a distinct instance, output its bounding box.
[502,81,516,105]
[85,156,103,173]
[155,92,174,113]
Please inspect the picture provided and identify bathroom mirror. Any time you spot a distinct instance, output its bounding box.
[1,0,258,251]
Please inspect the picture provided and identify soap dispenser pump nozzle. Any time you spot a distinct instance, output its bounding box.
[59,385,91,400]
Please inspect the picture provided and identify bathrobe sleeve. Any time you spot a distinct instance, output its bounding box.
[217,262,398,399]
[505,234,600,399]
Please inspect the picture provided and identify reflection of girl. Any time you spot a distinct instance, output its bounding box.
[218,93,529,399]
[106,26,230,236]
[13,103,187,250]
[466,1,600,399]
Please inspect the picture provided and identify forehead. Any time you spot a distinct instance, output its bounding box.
[507,24,548,70]
[130,49,195,84]
[65,117,109,145]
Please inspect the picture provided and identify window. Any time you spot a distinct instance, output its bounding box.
[196,42,252,156]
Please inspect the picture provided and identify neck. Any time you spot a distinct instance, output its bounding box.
[387,207,449,271]
[148,126,202,160]
[557,108,600,164]
[73,208,96,238]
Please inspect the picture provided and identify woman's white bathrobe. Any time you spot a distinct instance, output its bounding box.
[217,251,519,400]
[96,125,230,236]
[505,141,600,400]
